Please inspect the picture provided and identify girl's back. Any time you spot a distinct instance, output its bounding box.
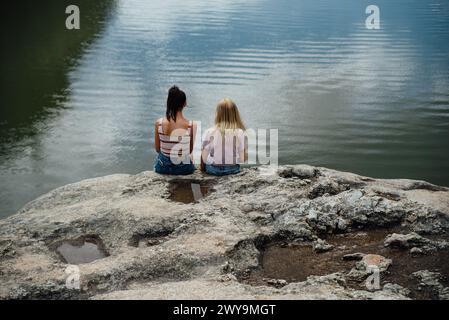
[201,98,247,176]
[154,86,196,175]
[157,117,193,159]
[202,127,246,165]
[158,117,191,136]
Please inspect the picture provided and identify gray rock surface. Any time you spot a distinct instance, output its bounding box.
[0,165,448,300]
[413,270,449,300]
[384,232,448,254]
[347,254,392,281]
[312,239,334,253]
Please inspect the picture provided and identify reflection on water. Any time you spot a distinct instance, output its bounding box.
[1,0,449,217]
[0,0,116,216]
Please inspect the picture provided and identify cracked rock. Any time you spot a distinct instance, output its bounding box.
[0,165,448,300]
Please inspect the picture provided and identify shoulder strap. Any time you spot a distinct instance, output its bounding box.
[157,118,164,134]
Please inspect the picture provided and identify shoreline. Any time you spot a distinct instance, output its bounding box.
[1,165,448,300]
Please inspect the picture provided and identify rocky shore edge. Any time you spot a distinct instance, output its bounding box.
[1,165,448,300]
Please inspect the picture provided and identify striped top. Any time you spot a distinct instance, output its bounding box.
[158,118,193,158]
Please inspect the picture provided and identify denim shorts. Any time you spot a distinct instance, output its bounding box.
[154,153,195,175]
[205,164,240,176]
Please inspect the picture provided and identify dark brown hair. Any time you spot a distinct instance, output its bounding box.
[166,85,186,121]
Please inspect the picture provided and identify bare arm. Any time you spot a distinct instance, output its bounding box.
[191,122,198,153]
[201,149,208,172]
[154,120,161,153]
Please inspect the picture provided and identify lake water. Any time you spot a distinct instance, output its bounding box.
[1,0,449,218]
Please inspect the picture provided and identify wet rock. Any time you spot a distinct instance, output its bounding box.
[0,165,448,299]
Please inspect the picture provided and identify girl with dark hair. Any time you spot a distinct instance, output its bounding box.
[154,86,197,175]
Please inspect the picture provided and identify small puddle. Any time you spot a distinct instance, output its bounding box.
[168,180,214,204]
[243,228,449,299]
[54,236,108,264]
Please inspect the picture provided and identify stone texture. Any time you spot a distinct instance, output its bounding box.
[413,270,449,300]
[347,254,392,281]
[0,165,448,300]
[313,239,334,253]
[384,232,448,254]
[360,254,392,272]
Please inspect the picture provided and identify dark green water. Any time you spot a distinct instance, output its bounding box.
[1,0,449,218]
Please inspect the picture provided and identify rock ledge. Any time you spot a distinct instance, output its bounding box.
[1,165,448,300]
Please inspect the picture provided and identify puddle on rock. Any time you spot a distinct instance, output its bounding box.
[243,228,449,299]
[168,180,214,204]
[54,236,108,264]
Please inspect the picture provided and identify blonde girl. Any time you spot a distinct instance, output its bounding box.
[201,98,247,176]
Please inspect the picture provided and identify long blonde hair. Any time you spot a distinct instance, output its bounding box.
[215,98,246,132]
